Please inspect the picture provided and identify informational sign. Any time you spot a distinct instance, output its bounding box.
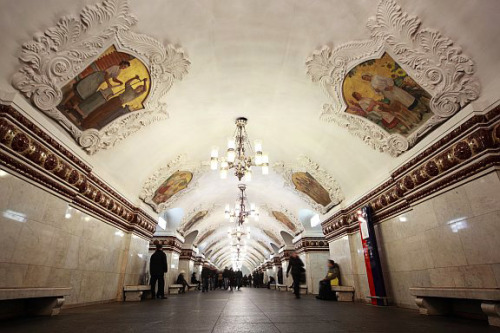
[357,206,387,306]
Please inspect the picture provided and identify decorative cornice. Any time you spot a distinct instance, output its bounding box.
[294,237,329,254]
[280,250,294,262]
[0,104,156,238]
[322,105,500,241]
[306,0,480,156]
[273,155,344,214]
[150,236,183,254]
[179,249,196,261]
[12,0,190,154]
[139,154,206,213]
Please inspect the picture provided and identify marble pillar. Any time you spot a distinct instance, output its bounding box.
[294,237,330,295]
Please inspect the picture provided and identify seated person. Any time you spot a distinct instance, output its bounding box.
[176,270,188,293]
[191,272,200,290]
[316,259,340,301]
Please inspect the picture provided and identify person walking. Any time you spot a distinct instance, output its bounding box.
[150,243,168,299]
[286,251,304,299]
[236,270,243,290]
[201,264,210,293]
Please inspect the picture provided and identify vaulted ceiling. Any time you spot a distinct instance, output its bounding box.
[1,0,499,272]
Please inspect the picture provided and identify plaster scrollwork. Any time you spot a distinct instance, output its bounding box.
[261,204,305,235]
[139,154,207,213]
[306,0,479,157]
[12,0,190,154]
[273,155,344,214]
[177,203,217,236]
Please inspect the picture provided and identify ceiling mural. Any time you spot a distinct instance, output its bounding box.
[263,230,282,247]
[176,203,216,235]
[272,211,298,234]
[12,0,190,154]
[343,52,432,136]
[306,0,480,157]
[274,155,344,214]
[140,154,206,213]
[195,229,215,246]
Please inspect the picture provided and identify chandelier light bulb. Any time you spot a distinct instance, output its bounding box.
[227,138,236,150]
[227,149,236,163]
[245,169,252,182]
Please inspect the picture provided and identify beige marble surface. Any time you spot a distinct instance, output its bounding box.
[329,170,500,309]
[0,172,149,305]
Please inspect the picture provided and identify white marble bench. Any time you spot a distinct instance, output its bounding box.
[299,285,308,295]
[332,286,355,302]
[123,285,150,301]
[410,287,500,327]
[187,283,198,291]
[0,287,71,319]
[276,284,288,291]
[168,284,184,294]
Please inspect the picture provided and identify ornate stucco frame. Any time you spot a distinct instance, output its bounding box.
[177,203,217,236]
[12,0,190,154]
[139,154,206,213]
[273,155,344,214]
[261,204,305,236]
[306,0,480,157]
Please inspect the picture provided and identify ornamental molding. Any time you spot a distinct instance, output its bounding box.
[139,154,206,213]
[322,104,500,241]
[177,203,217,235]
[294,237,329,253]
[0,104,156,238]
[150,236,183,254]
[306,0,480,157]
[273,155,344,214]
[261,204,304,236]
[12,0,190,154]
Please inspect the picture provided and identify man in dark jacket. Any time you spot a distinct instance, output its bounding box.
[150,243,168,299]
[201,265,210,292]
[286,251,304,299]
[235,270,243,290]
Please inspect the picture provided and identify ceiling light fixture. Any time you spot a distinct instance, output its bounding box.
[225,184,259,226]
[210,117,269,181]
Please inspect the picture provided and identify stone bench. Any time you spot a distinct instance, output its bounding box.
[277,284,288,291]
[410,287,500,327]
[168,284,184,294]
[0,287,71,319]
[187,283,199,291]
[332,286,355,302]
[123,285,150,301]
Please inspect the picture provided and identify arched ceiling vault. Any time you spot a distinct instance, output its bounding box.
[1,0,499,270]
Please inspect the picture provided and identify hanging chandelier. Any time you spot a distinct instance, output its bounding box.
[210,117,269,181]
[229,226,248,270]
[224,184,259,225]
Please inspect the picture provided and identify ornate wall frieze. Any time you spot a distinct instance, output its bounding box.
[322,105,500,241]
[306,0,480,156]
[150,236,183,254]
[179,249,196,261]
[273,155,344,214]
[0,104,156,238]
[12,0,190,154]
[139,154,206,213]
[294,237,329,254]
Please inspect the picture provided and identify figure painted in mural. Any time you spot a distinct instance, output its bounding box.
[343,53,431,136]
[350,91,418,132]
[291,172,331,207]
[152,171,193,205]
[57,46,150,131]
[81,75,148,129]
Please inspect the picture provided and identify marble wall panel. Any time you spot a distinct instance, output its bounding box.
[0,171,150,306]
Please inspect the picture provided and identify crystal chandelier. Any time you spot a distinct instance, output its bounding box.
[224,184,259,225]
[210,117,269,181]
[229,226,249,270]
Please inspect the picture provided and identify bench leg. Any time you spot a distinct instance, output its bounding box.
[124,291,144,302]
[28,297,65,316]
[481,302,500,327]
[415,297,451,316]
[336,291,354,302]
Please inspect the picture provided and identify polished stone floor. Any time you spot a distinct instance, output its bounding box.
[1,288,498,333]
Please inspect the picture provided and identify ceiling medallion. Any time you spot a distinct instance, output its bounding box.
[210,117,269,181]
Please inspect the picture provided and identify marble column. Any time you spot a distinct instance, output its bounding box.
[279,248,294,288]
[294,236,330,295]
[272,257,282,285]
[179,248,196,282]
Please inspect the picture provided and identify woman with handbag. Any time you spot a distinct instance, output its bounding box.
[316,259,340,300]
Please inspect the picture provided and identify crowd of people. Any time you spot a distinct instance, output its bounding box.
[150,244,341,302]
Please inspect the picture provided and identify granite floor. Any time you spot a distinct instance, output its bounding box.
[1,288,498,333]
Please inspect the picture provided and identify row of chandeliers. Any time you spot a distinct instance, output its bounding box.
[210,117,268,269]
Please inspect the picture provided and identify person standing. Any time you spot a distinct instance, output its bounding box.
[286,252,304,299]
[201,265,210,293]
[150,243,168,299]
[236,270,243,290]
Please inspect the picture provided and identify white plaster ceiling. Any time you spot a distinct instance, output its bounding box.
[1,0,500,270]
